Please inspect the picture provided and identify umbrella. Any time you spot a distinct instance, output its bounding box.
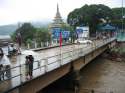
[21,50,38,56]
[0,55,11,66]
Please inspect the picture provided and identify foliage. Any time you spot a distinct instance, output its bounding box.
[67,4,113,36]
[15,23,36,44]
[35,28,51,46]
[12,23,51,46]
[112,8,125,19]
[112,7,125,29]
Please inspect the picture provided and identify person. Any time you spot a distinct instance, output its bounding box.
[25,56,30,80]
[28,55,34,78]
[0,48,5,80]
[5,65,11,79]
[0,48,11,79]
[8,44,17,56]
[0,64,4,81]
[16,33,22,54]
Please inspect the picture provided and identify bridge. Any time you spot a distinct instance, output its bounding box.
[0,37,116,93]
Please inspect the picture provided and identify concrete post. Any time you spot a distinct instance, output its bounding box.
[27,43,30,49]
[41,42,43,47]
[45,59,48,72]
[35,42,37,49]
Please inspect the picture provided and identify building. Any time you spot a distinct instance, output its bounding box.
[50,4,70,44]
[76,26,89,41]
[50,4,64,29]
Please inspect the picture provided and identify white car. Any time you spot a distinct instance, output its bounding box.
[77,40,93,44]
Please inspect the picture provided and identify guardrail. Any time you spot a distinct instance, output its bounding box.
[0,37,116,93]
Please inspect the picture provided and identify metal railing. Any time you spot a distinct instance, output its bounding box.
[0,37,116,93]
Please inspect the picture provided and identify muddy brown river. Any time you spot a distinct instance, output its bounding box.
[40,55,125,93]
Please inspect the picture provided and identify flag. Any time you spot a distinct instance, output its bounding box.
[59,31,62,47]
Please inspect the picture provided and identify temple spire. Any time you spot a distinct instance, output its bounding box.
[50,3,63,28]
[57,3,59,14]
[56,3,61,18]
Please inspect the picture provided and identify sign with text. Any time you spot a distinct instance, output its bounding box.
[52,28,70,39]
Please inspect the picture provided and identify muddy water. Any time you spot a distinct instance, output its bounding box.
[41,55,125,93]
[80,57,125,93]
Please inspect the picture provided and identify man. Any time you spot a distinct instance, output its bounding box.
[16,33,22,54]
[28,55,34,78]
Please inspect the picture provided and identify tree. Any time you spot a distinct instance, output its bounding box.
[67,4,113,37]
[112,8,125,29]
[14,23,36,45]
[35,27,51,46]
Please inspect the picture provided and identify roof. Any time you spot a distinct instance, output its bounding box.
[98,24,116,31]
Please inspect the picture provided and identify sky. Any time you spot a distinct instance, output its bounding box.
[0,0,124,26]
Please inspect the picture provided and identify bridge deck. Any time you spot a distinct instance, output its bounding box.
[0,38,115,93]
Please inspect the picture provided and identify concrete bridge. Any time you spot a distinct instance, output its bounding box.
[0,38,116,93]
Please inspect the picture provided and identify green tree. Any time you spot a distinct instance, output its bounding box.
[67,4,113,36]
[35,27,51,46]
[112,8,125,29]
[15,23,36,45]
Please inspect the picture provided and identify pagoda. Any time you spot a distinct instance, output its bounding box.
[50,4,64,28]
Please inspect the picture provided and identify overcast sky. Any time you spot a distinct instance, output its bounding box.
[0,0,124,25]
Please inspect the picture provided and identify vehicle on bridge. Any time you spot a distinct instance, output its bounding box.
[75,39,93,44]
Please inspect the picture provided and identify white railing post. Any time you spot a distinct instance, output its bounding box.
[20,64,23,83]
[27,43,30,49]
[70,50,73,61]
[45,58,48,73]
[35,42,37,49]
[41,42,43,47]
[60,48,63,66]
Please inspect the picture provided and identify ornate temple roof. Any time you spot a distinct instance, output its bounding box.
[50,4,64,28]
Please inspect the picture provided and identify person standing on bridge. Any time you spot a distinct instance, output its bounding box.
[25,56,30,80]
[0,64,4,81]
[28,55,34,78]
[16,32,22,54]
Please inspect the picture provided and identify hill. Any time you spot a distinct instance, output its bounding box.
[0,21,50,35]
[0,24,18,35]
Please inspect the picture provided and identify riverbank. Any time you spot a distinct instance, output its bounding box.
[105,42,125,62]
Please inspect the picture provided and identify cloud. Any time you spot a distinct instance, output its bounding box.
[0,0,123,25]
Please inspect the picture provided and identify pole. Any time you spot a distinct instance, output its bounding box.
[59,30,62,65]
[122,0,124,33]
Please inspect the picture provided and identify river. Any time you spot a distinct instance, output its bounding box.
[41,54,125,93]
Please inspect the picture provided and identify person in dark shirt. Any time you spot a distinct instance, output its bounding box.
[28,55,34,78]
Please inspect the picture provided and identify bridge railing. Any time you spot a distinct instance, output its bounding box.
[0,37,116,93]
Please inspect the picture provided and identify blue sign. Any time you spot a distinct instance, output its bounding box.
[52,28,70,39]
[62,31,70,38]
[76,29,83,34]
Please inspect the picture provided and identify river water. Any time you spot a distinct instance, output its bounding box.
[41,55,125,93]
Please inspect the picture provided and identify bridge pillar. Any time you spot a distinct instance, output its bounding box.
[68,64,81,91]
